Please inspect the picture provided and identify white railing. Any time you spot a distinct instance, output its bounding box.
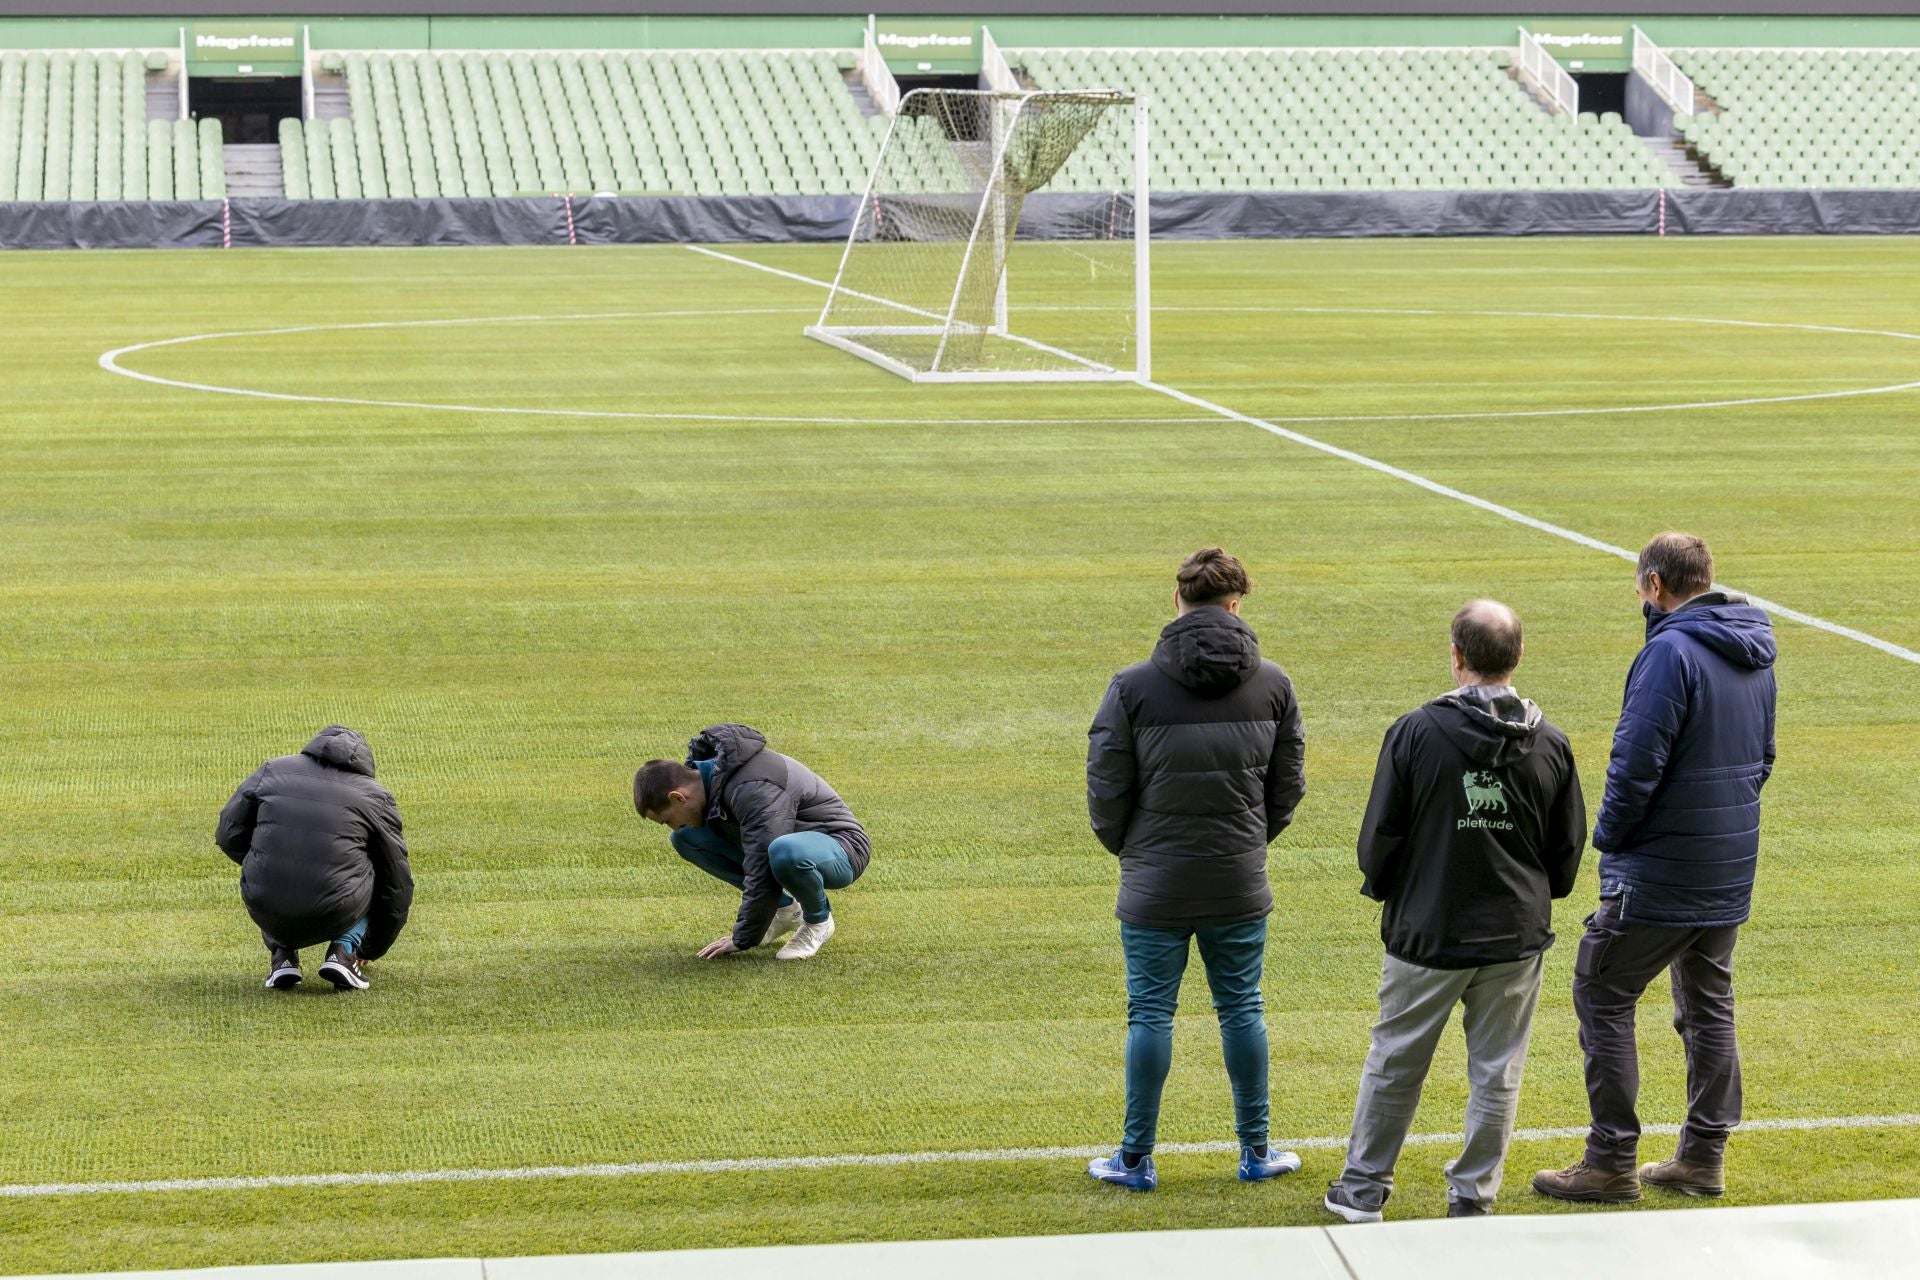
[1632,25,1699,115]
[861,17,902,117]
[980,26,1019,94]
[1515,26,1578,117]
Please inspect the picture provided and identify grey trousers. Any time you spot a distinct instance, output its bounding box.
[1339,952,1545,1211]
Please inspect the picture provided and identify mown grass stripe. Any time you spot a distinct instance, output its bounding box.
[7,1114,1917,1200]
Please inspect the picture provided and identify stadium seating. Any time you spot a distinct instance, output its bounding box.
[1670,48,1920,188]
[10,40,1919,201]
[0,49,210,201]
[313,49,886,197]
[1016,47,1678,191]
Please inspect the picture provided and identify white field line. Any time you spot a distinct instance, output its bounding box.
[94,310,1213,428]
[691,245,1920,669]
[5,1113,1916,1200]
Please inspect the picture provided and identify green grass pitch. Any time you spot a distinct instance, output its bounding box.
[1,236,1917,1274]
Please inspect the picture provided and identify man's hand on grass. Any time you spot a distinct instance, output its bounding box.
[697,936,741,960]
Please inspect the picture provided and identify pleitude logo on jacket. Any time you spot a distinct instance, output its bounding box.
[1459,770,1516,831]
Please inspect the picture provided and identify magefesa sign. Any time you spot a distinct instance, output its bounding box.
[1528,22,1630,71]
[188,22,301,75]
[874,20,980,74]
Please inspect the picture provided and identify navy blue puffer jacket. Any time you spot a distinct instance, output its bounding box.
[1592,593,1777,927]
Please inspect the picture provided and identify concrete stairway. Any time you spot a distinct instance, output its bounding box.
[840,69,881,117]
[223,143,284,197]
[145,62,181,121]
[312,69,352,120]
[1645,135,1727,187]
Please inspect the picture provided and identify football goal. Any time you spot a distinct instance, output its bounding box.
[806,88,1149,383]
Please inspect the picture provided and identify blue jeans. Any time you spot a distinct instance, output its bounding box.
[671,826,855,923]
[1120,918,1270,1153]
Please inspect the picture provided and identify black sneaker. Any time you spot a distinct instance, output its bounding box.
[1447,1197,1491,1218]
[318,945,369,991]
[265,950,302,991]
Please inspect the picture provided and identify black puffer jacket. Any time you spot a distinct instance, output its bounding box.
[689,723,871,950]
[1087,607,1307,928]
[215,726,414,959]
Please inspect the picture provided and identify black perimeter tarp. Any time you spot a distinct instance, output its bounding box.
[4,189,1920,250]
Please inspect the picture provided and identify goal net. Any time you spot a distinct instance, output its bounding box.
[806,88,1148,383]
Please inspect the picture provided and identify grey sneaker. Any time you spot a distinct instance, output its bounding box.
[1447,1197,1491,1218]
[1323,1182,1385,1223]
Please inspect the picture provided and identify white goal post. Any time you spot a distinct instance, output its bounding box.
[806,88,1150,383]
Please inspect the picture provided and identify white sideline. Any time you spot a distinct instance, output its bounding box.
[3,1113,1916,1200]
[688,245,1920,669]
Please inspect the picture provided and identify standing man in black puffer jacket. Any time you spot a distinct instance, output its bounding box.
[216,726,414,992]
[1084,548,1308,1193]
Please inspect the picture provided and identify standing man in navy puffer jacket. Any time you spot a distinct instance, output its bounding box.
[1084,547,1308,1192]
[1535,533,1777,1204]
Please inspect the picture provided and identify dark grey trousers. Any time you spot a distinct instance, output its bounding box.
[1573,895,1742,1172]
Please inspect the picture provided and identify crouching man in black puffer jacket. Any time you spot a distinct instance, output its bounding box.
[216,726,414,992]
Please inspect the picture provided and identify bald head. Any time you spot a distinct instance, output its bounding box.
[1451,599,1523,683]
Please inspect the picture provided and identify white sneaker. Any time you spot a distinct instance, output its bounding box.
[775,915,835,961]
[759,902,805,947]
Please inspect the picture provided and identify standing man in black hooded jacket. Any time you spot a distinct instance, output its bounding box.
[1084,548,1308,1193]
[1323,601,1584,1224]
[216,726,413,992]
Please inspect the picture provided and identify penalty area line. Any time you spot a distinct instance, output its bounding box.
[5,1113,1918,1200]
[687,244,1920,670]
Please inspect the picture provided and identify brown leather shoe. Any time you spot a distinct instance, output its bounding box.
[1531,1159,1641,1203]
[1639,1157,1725,1198]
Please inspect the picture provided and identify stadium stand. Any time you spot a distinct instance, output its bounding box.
[1671,47,1920,188]
[1016,48,1678,191]
[3,36,1917,202]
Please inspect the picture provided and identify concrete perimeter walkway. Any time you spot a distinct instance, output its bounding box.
[14,1198,1920,1280]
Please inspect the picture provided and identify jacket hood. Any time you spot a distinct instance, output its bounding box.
[1150,607,1262,695]
[301,725,376,777]
[686,723,768,779]
[1427,689,1544,768]
[1647,593,1777,671]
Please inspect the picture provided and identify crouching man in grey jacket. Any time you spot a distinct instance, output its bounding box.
[216,726,413,993]
[636,724,871,962]
[1084,548,1308,1192]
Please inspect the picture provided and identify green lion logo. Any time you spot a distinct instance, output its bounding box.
[1463,770,1509,816]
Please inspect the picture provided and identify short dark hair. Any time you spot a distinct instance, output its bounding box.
[634,759,700,815]
[1451,599,1523,680]
[1637,531,1714,598]
[1176,546,1252,606]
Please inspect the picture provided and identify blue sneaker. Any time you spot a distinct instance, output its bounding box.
[1238,1145,1304,1182]
[1087,1150,1157,1191]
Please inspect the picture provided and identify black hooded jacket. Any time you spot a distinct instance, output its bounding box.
[688,724,871,951]
[1358,690,1585,970]
[215,726,414,959]
[1087,607,1307,928]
